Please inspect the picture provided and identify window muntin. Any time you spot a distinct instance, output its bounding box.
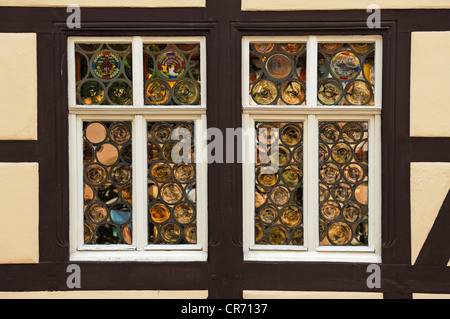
[243,36,382,263]
[69,37,207,262]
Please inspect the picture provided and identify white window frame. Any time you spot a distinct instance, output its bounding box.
[68,36,208,262]
[242,35,382,263]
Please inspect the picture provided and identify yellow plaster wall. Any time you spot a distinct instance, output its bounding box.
[0,0,205,7]
[0,33,37,141]
[243,290,383,299]
[410,163,450,265]
[242,0,450,11]
[0,290,208,299]
[410,32,450,137]
[0,163,39,264]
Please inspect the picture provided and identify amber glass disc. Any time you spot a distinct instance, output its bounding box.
[111,165,132,184]
[350,43,373,54]
[281,80,305,105]
[174,202,195,224]
[84,184,94,203]
[320,43,342,53]
[161,183,183,204]
[184,225,197,244]
[96,143,119,166]
[151,162,171,182]
[330,51,361,80]
[151,123,172,143]
[331,143,353,164]
[150,203,170,223]
[174,163,195,183]
[320,163,341,184]
[255,186,267,208]
[282,165,302,186]
[85,164,107,185]
[342,122,363,143]
[255,222,264,242]
[292,228,304,245]
[319,183,330,202]
[344,163,365,183]
[318,79,343,105]
[259,205,278,224]
[146,80,170,105]
[345,80,372,105]
[173,79,199,105]
[331,183,352,202]
[110,123,131,144]
[79,81,105,105]
[281,206,302,228]
[161,223,181,243]
[257,124,279,145]
[319,143,329,163]
[281,124,302,146]
[320,123,340,143]
[270,186,290,206]
[266,54,292,80]
[328,222,352,245]
[321,201,340,220]
[122,184,132,203]
[267,226,289,245]
[251,80,277,105]
[86,122,107,144]
[293,145,303,163]
[281,43,304,54]
[107,81,132,105]
[356,221,368,244]
[254,43,274,54]
[84,224,93,243]
[257,166,279,187]
[87,204,108,223]
[269,146,290,167]
[343,202,362,223]
[355,182,368,205]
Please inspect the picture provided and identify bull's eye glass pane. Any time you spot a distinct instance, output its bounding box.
[318,43,375,106]
[255,122,304,245]
[148,121,197,245]
[76,43,133,106]
[144,43,201,105]
[249,43,307,105]
[319,121,369,246]
[83,121,133,245]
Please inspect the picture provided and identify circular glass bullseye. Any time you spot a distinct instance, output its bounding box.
[173,79,199,105]
[267,226,290,245]
[318,79,343,105]
[320,123,341,143]
[259,205,278,224]
[281,80,305,105]
[331,143,353,164]
[161,223,182,243]
[79,81,105,105]
[330,51,361,80]
[161,183,183,204]
[174,202,195,224]
[107,81,132,105]
[345,81,372,105]
[87,204,108,223]
[281,206,302,228]
[145,80,170,105]
[85,164,107,185]
[86,122,107,144]
[184,225,197,244]
[253,43,274,54]
[321,201,340,220]
[328,222,352,245]
[150,203,170,223]
[251,80,277,105]
[266,54,292,81]
[110,123,131,144]
[151,162,171,182]
[281,43,304,54]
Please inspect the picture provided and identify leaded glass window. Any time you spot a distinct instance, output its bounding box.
[243,36,382,263]
[69,37,207,262]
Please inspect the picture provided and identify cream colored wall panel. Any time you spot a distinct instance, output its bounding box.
[243,291,383,299]
[411,163,450,265]
[0,0,205,7]
[0,290,208,299]
[414,293,450,299]
[410,32,450,137]
[0,163,39,264]
[0,33,37,140]
[242,0,450,11]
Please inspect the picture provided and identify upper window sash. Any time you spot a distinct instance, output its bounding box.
[68,36,207,110]
[242,35,383,110]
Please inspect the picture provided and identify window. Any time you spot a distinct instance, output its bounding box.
[68,37,208,262]
[242,36,382,263]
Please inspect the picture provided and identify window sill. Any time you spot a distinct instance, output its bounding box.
[244,250,381,263]
[70,250,208,262]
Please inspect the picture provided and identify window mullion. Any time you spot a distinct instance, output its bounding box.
[132,36,144,107]
[133,115,147,250]
[306,114,319,250]
[306,36,318,107]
